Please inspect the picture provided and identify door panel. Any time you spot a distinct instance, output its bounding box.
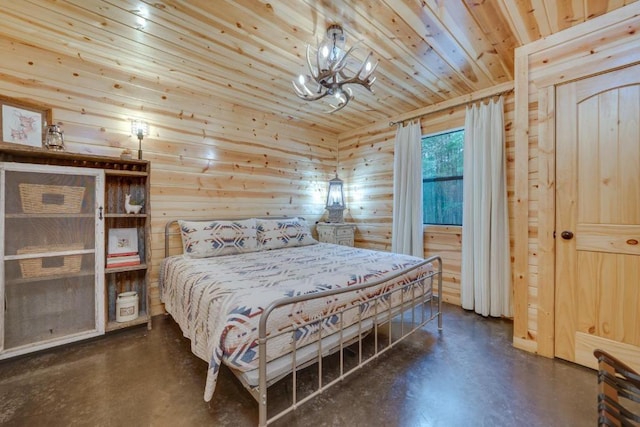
[555,63,640,371]
[576,224,640,256]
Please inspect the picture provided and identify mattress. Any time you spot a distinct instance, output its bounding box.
[159,242,431,401]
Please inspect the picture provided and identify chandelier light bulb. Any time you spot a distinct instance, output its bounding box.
[320,45,330,59]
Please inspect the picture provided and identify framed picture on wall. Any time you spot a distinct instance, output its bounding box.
[108,228,139,256]
[0,96,51,148]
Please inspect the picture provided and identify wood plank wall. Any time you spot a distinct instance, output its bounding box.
[338,93,516,307]
[0,39,337,317]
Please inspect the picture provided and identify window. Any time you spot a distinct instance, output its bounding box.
[422,128,464,225]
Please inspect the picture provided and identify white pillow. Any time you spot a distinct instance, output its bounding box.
[256,217,317,250]
[178,218,258,258]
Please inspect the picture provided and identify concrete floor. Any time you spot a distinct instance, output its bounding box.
[0,303,596,427]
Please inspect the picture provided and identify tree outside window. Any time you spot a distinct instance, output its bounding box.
[421,129,464,225]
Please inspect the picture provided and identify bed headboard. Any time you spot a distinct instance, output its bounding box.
[164,216,305,258]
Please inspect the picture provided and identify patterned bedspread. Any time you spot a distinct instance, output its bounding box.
[160,242,430,401]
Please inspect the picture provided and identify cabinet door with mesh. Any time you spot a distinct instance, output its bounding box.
[1,162,104,358]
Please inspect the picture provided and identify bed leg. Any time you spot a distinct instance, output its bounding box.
[258,333,268,427]
[259,393,267,427]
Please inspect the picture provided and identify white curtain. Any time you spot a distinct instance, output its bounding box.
[461,97,512,317]
[391,120,423,257]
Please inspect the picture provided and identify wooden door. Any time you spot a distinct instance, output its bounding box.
[555,63,640,371]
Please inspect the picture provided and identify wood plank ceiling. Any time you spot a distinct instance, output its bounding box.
[0,0,636,135]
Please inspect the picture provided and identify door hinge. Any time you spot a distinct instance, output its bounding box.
[553,230,556,239]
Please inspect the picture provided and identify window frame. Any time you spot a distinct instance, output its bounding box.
[421,126,464,227]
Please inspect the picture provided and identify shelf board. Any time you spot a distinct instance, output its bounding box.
[106,312,150,332]
[104,213,149,218]
[0,146,149,171]
[6,248,94,261]
[104,169,148,177]
[5,213,95,219]
[6,270,95,285]
[105,263,147,274]
[0,329,105,361]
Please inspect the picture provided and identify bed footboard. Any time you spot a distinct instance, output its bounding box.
[256,255,443,426]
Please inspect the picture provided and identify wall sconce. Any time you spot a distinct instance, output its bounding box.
[325,175,345,223]
[131,120,148,160]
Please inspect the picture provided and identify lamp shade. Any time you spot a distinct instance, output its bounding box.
[131,120,148,138]
[131,120,148,160]
[325,176,345,209]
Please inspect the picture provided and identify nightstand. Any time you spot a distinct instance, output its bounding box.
[316,222,356,247]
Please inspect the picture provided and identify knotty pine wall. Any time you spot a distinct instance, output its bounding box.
[0,32,517,319]
[0,39,337,316]
[338,93,516,307]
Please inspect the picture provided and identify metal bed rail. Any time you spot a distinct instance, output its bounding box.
[257,255,443,426]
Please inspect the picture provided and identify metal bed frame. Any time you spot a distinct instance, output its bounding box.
[164,219,443,426]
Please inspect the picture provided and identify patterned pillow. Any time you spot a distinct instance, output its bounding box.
[256,217,317,250]
[178,218,258,258]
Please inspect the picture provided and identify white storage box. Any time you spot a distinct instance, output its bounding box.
[116,291,139,322]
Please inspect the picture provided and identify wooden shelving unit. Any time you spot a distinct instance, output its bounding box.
[103,167,151,332]
[0,146,151,359]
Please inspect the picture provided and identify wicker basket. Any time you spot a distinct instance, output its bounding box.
[17,243,84,278]
[19,184,86,214]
